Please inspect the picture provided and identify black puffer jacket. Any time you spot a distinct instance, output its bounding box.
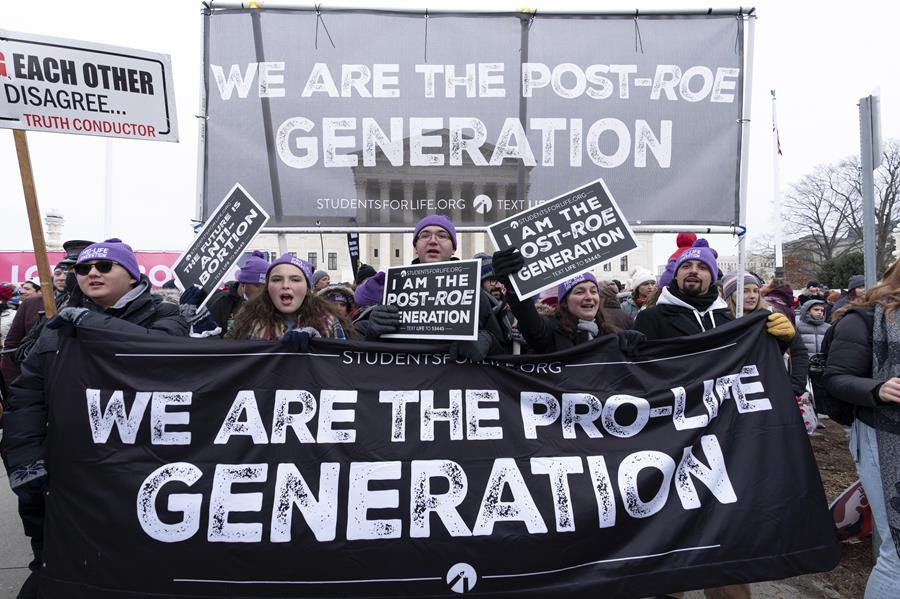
[823,308,881,427]
[1,278,188,472]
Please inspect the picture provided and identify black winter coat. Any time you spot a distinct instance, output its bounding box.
[823,308,881,427]
[206,282,243,336]
[633,291,734,340]
[507,295,599,353]
[1,279,189,473]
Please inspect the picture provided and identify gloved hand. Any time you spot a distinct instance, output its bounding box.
[617,329,646,355]
[179,284,207,307]
[450,330,494,362]
[491,247,525,283]
[9,460,48,500]
[190,309,223,338]
[179,285,209,322]
[46,306,90,329]
[766,312,795,341]
[366,304,401,339]
[282,327,322,352]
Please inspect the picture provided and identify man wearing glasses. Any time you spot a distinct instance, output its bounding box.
[355,215,510,358]
[1,238,188,599]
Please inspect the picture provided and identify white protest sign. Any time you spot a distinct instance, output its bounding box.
[0,29,178,141]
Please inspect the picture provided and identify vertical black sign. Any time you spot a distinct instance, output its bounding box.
[488,179,639,299]
[347,232,360,278]
[172,184,269,305]
[382,259,481,340]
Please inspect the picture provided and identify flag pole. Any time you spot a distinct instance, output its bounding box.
[771,89,784,279]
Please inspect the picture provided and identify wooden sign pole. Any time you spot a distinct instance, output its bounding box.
[13,129,57,317]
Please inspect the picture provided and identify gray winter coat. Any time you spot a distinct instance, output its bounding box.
[796,299,830,356]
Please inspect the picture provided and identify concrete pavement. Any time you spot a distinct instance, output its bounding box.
[0,453,32,599]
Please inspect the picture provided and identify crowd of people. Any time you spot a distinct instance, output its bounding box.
[0,216,898,599]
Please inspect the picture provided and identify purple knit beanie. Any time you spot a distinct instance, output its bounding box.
[674,239,718,281]
[557,272,599,302]
[266,253,314,287]
[236,250,270,284]
[354,271,386,308]
[413,214,457,249]
[77,238,140,281]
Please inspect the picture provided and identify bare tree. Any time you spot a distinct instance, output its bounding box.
[841,140,900,273]
[781,139,900,277]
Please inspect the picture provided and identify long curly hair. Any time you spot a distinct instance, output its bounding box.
[556,297,620,337]
[229,284,354,340]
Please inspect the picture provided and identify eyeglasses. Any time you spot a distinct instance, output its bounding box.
[74,261,115,276]
[416,231,452,243]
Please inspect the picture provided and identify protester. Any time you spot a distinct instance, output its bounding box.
[797,299,831,356]
[317,284,355,319]
[825,289,842,321]
[599,280,634,330]
[490,248,640,353]
[830,274,866,321]
[823,260,900,598]
[313,270,331,290]
[355,215,508,359]
[621,267,657,319]
[354,263,377,288]
[473,252,506,302]
[658,232,698,287]
[635,240,795,343]
[205,250,269,335]
[352,270,385,320]
[0,295,43,384]
[18,280,40,301]
[722,271,809,405]
[228,254,352,342]
[798,281,825,306]
[0,285,14,347]
[52,239,94,309]
[0,238,189,599]
[762,276,796,323]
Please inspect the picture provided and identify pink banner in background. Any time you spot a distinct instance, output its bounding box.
[0,251,183,288]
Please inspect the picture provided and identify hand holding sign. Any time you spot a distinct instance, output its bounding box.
[490,247,525,285]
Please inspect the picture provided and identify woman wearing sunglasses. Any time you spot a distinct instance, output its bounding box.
[0,238,189,599]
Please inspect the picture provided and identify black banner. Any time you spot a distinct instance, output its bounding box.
[173,183,269,303]
[383,260,481,340]
[488,179,639,299]
[42,313,839,598]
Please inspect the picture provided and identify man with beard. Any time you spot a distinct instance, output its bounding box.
[635,239,795,342]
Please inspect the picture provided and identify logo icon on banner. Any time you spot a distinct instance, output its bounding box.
[473,194,493,214]
[446,563,477,594]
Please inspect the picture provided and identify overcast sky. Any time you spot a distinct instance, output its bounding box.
[1,0,897,268]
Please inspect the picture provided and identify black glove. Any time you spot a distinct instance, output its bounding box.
[46,306,90,329]
[366,304,401,339]
[450,330,494,362]
[179,284,209,323]
[491,247,525,283]
[9,460,48,500]
[282,327,322,352]
[179,284,207,307]
[616,329,645,355]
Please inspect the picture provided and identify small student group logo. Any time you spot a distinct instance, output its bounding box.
[446,562,477,594]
